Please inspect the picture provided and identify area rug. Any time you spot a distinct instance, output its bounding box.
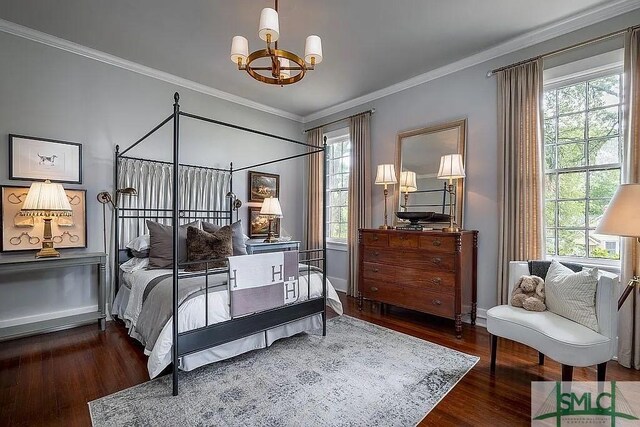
[89,315,478,426]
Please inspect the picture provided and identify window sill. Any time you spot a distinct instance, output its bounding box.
[546,256,621,274]
[326,241,348,252]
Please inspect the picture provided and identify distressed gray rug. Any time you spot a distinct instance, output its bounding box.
[89,316,478,426]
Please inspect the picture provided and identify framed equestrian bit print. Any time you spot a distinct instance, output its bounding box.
[1,186,87,252]
[9,134,83,184]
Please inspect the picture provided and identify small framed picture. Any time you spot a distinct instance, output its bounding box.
[9,134,83,184]
[248,171,279,203]
[248,206,280,239]
[1,185,87,252]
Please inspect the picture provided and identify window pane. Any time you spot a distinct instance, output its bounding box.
[558,201,586,227]
[330,223,340,238]
[557,143,585,169]
[545,174,556,200]
[544,118,556,144]
[545,201,556,228]
[589,232,620,260]
[546,229,556,256]
[544,90,557,118]
[588,199,609,228]
[558,229,586,257]
[588,106,619,139]
[330,207,341,223]
[545,145,556,170]
[557,82,586,114]
[557,112,586,142]
[588,75,620,108]
[558,172,586,199]
[588,137,620,166]
[589,169,620,199]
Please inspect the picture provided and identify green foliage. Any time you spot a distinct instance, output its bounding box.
[590,247,620,260]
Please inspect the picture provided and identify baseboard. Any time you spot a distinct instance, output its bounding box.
[0,305,99,328]
[462,305,487,328]
[328,276,348,293]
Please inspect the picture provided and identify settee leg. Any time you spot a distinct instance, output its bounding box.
[538,352,545,365]
[561,364,573,382]
[597,362,607,382]
[490,334,497,373]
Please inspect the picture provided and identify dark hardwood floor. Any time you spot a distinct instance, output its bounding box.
[2,293,639,426]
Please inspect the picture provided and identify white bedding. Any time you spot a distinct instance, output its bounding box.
[115,265,342,378]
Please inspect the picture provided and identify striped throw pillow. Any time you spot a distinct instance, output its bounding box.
[545,259,599,332]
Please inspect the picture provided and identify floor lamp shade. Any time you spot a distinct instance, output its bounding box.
[595,183,640,238]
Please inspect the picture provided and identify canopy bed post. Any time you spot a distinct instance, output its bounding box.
[322,135,327,336]
[229,162,234,222]
[172,92,181,396]
[114,144,120,293]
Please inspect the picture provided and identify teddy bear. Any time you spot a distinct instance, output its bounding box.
[511,275,546,312]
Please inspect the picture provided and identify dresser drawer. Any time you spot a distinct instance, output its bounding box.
[360,279,400,302]
[362,262,396,281]
[403,289,455,318]
[419,234,457,253]
[362,232,389,247]
[397,269,456,294]
[362,247,456,272]
[388,233,418,249]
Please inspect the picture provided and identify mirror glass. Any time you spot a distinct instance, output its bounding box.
[395,119,467,228]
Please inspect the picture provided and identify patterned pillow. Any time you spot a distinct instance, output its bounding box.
[545,259,599,332]
[202,220,247,255]
[185,226,233,272]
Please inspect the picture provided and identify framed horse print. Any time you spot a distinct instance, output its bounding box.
[9,134,83,184]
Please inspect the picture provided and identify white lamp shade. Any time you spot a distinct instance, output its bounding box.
[278,58,291,79]
[230,36,249,64]
[437,154,466,180]
[260,197,283,217]
[258,8,280,42]
[399,171,417,193]
[375,164,397,185]
[304,35,323,64]
[20,180,72,216]
[595,183,640,238]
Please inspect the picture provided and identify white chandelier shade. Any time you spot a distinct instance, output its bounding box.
[304,35,323,64]
[230,36,249,64]
[258,7,280,42]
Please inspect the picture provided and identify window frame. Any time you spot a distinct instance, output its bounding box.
[543,65,623,266]
[324,128,351,245]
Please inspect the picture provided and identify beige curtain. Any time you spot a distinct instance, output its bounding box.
[304,128,324,251]
[347,114,372,296]
[497,59,545,304]
[618,28,640,369]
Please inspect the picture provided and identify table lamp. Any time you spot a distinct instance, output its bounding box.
[399,170,417,212]
[20,179,73,258]
[437,154,465,232]
[260,197,283,243]
[595,183,640,310]
[375,164,397,229]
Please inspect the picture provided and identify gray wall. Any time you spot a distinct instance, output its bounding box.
[307,9,640,317]
[0,31,304,328]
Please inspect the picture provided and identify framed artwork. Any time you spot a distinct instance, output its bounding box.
[9,134,83,184]
[1,186,87,252]
[248,206,280,239]
[248,171,279,203]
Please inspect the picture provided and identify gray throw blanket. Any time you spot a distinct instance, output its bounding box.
[135,272,228,353]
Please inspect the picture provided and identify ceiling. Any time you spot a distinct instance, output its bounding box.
[0,0,625,118]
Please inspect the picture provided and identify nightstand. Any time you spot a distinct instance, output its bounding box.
[245,240,300,255]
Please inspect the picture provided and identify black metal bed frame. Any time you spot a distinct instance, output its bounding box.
[114,92,327,396]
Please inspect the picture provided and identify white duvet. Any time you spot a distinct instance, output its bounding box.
[120,267,343,378]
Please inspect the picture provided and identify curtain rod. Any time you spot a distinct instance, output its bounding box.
[487,24,640,77]
[303,108,375,133]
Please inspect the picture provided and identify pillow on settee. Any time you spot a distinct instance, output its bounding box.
[545,259,599,332]
[185,226,233,272]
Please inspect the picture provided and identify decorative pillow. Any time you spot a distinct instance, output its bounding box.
[146,220,201,269]
[185,226,233,272]
[545,259,599,332]
[126,234,151,258]
[202,220,247,255]
[120,257,149,273]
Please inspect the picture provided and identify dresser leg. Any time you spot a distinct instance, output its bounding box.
[357,292,363,311]
[99,318,106,331]
[455,314,462,338]
[471,302,477,326]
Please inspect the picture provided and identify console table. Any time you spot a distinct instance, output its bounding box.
[246,240,300,255]
[0,252,107,341]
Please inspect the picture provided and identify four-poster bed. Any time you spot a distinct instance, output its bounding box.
[112,93,334,396]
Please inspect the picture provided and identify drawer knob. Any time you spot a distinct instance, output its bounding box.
[432,277,442,286]
[432,239,442,247]
[372,235,379,241]
[373,251,380,256]
[370,286,378,292]
[432,299,442,305]
[432,257,442,265]
[372,268,379,273]
[399,235,406,240]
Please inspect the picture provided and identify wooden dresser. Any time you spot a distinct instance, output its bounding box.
[358,229,478,338]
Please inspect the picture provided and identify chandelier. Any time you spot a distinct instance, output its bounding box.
[230,0,323,85]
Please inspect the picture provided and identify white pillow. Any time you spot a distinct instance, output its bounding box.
[126,234,150,252]
[545,259,599,332]
[120,257,149,273]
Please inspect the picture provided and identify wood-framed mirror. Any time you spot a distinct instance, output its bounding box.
[395,118,467,229]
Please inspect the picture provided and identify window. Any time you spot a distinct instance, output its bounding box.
[325,130,351,242]
[543,71,622,261]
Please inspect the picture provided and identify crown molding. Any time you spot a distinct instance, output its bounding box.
[0,18,304,123]
[302,0,640,123]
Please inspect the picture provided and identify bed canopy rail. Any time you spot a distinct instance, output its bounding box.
[114,92,327,396]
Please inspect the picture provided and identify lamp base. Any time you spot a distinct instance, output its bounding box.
[442,226,461,233]
[263,235,278,243]
[379,224,394,230]
[36,242,60,258]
